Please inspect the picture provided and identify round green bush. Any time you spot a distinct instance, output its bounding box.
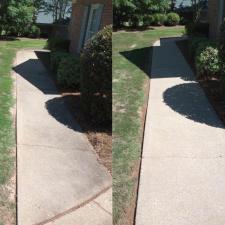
[47,38,70,51]
[80,25,112,125]
[57,56,80,88]
[152,13,167,26]
[166,12,180,26]
[128,15,143,27]
[28,25,41,38]
[196,46,220,78]
[143,15,155,26]
[50,51,70,72]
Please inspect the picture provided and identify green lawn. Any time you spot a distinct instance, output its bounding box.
[113,26,185,225]
[0,38,46,225]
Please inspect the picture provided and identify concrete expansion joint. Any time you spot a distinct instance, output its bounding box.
[34,185,112,225]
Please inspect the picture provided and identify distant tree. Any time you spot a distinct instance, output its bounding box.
[191,0,206,22]
[32,0,46,22]
[113,0,136,27]
[0,0,35,36]
[113,0,172,27]
[170,0,176,10]
[42,0,72,23]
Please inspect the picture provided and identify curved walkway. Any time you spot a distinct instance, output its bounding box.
[14,50,112,225]
[136,38,225,225]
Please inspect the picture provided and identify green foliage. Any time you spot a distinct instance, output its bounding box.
[47,37,70,51]
[113,0,171,27]
[57,56,80,88]
[143,14,155,26]
[152,13,167,26]
[165,12,180,26]
[50,51,70,72]
[22,25,41,38]
[81,26,112,125]
[196,46,219,78]
[42,0,72,22]
[29,25,41,38]
[0,0,35,36]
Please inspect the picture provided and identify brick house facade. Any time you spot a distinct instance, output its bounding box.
[69,0,112,54]
[208,0,225,39]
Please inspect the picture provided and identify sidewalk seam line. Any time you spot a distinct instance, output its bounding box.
[34,185,112,225]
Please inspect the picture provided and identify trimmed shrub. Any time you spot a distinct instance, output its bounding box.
[80,25,112,125]
[196,46,220,78]
[50,51,70,72]
[57,56,80,88]
[22,25,41,38]
[185,22,209,36]
[129,15,143,27]
[152,13,167,26]
[165,12,180,26]
[47,37,70,51]
[28,25,41,38]
[143,15,155,26]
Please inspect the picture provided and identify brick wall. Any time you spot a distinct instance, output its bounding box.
[69,0,112,54]
[208,0,224,39]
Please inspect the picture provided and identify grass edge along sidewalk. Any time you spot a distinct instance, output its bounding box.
[113,26,185,225]
[0,38,46,225]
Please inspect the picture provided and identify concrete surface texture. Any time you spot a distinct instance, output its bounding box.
[14,50,112,225]
[135,38,225,225]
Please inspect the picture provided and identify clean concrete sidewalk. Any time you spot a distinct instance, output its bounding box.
[14,50,112,225]
[136,38,225,225]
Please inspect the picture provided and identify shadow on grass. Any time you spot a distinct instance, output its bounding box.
[163,82,225,128]
[114,26,155,32]
[35,50,51,70]
[120,47,153,77]
[120,37,192,80]
[0,36,19,41]
[13,58,57,94]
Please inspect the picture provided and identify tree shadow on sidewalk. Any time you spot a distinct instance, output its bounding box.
[45,95,111,133]
[45,96,83,132]
[120,37,193,81]
[163,82,225,129]
[13,58,57,94]
[120,47,153,77]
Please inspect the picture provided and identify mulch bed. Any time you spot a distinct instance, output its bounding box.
[177,39,225,126]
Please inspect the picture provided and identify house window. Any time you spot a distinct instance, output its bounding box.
[78,3,104,52]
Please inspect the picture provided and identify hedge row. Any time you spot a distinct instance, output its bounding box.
[124,12,180,27]
[48,26,112,125]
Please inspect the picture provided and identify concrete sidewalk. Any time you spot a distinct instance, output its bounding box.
[136,38,225,225]
[14,50,112,225]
